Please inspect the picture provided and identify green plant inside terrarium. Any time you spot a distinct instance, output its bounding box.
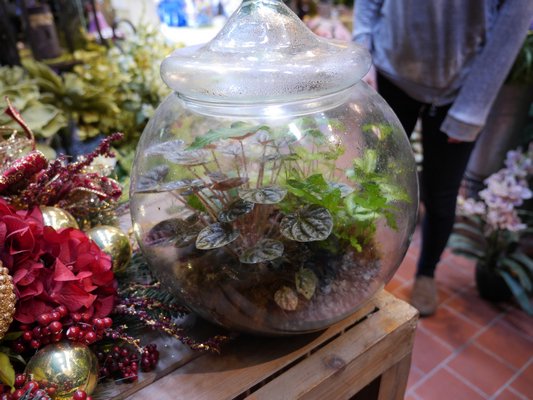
[134,116,410,316]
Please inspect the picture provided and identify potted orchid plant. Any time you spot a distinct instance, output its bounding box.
[449,144,533,315]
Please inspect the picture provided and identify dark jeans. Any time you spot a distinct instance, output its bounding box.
[377,73,476,277]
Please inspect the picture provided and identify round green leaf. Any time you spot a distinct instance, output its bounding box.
[196,223,239,250]
[274,286,298,311]
[280,205,333,242]
[295,268,318,300]
[238,185,287,204]
[218,199,254,223]
[239,239,284,264]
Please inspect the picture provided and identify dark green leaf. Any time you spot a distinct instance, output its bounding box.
[453,222,485,240]
[238,185,287,204]
[0,331,22,341]
[187,122,270,150]
[239,239,284,264]
[295,268,318,300]
[498,270,533,315]
[145,218,202,248]
[280,205,333,242]
[136,165,169,192]
[509,251,533,275]
[501,258,532,291]
[218,199,254,222]
[196,223,239,250]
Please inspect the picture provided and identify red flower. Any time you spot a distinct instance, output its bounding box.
[0,199,117,324]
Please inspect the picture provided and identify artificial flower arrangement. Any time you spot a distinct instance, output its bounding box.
[449,144,533,315]
[0,102,230,400]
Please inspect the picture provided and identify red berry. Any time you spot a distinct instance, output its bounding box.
[30,339,40,349]
[102,317,113,328]
[50,311,60,321]
[14,374,26,389]
[22,331,32,342]
[12,389,24,400]
[72,313,82,322]
[56,305,68,318]
[19,324,30,331]
[12,341,25,354]
[37,314,51,326]
[52,332,62,342]
[32,326,42,338]
[49,321,62,334]
[81,313,91,322]
[84,331,97,344]
[66,326,81,340]
[46,387,56,396]
[93,318,104,330]
[72,389,87,400]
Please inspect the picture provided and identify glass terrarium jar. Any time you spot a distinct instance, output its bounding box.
[130,0,418,335]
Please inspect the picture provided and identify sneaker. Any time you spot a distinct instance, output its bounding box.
[410,276,437,317]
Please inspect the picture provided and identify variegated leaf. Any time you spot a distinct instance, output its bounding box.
[218,199,254,222]
[238,185,287,204]
[280,205,333,242]
[145,218,201,247]
[196,223,239,250]
[239,239,284,264]
[165,149,209,166]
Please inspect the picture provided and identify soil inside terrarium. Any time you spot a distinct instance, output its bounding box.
[141,217,383,334]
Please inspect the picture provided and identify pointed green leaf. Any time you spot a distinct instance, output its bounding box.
[501,258,532,291]
[509,251,533,275]
[188,122,270,150]
[0,352,15,388]
[239,239,284,264]
[498,270,533,315]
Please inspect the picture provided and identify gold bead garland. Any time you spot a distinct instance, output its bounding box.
[0,263,16,340]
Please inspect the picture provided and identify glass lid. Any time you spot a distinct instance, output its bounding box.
[160,0,371,104]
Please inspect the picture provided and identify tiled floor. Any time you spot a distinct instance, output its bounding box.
[387,227,533,400]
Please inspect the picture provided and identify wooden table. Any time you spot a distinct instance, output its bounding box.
[95,290,418,400]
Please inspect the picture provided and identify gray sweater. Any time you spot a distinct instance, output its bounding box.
[353,0,533,142]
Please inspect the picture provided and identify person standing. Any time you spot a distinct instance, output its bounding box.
[353,0,533,316]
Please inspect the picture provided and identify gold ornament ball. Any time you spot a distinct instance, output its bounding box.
[41,206,80,230]
[25,342,99,400]
[86,225,132,273]
[0,265,16,340]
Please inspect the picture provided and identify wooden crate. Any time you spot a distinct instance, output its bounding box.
[95,290,418,400]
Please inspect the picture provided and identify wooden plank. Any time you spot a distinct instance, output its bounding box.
[247,291,418,400]
[377,354,413,400]
[126,295,379,400]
